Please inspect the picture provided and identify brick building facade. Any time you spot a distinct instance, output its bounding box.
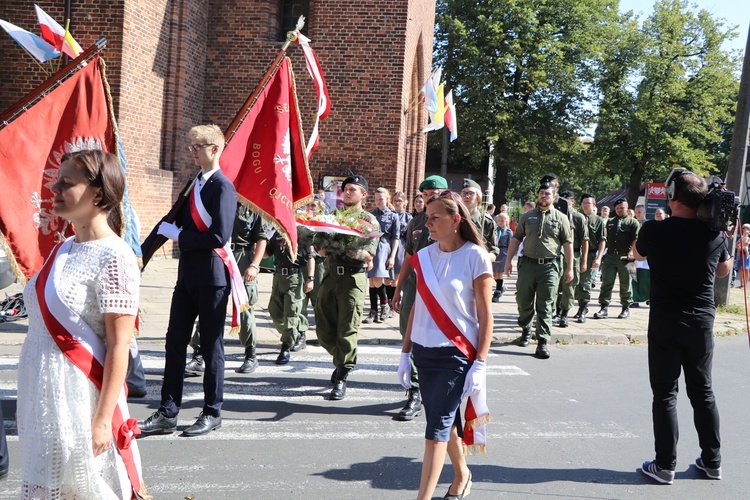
[0,0,435,244]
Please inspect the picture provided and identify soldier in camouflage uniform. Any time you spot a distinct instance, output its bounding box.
[593,198,640,320]
[573,194,606,323]
[504,183,573,359]
[314,175,380,401]
[554,191,588,327]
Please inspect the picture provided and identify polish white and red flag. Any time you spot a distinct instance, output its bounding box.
[293,32,331,160]
[34,4,82,58]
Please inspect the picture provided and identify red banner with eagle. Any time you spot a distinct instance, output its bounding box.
[0,55,114,280]
[220,56,313,257]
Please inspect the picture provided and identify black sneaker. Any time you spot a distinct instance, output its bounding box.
[641,460,674,484]
[695,457,722,480]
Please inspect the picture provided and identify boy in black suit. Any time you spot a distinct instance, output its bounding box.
[139,124,239,437]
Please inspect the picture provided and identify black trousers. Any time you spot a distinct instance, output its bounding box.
[0,400,8,473]
[648,315,720,470]
[160,280,230,418]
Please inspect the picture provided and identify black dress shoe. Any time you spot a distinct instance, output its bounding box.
[516,329,532,347]
[396,388,422,421]
[330,380,347,400]
[593,306,608,319]
[138,411,177,436]
[535,342,550,359]
[290,332,307,352]
[182,412,222,437]
[617,307,630,319]
[630,302,640,308]
[276,344,291,365]
[236,355,258,373]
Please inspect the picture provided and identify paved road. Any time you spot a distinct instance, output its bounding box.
[2,336,750,498]
[2,257,750,498]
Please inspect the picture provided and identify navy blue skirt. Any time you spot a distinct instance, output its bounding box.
[412,343,470,442]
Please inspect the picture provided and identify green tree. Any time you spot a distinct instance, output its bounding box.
[435,0,620,205]
[592,0,741,203]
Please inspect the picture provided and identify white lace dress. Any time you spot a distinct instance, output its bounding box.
[17,236,140,499]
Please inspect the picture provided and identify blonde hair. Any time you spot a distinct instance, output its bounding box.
[496,212,509,224]
[188,125,225,153]
[375,187,394,210]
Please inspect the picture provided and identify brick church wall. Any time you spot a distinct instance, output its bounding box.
[0,0,435,246]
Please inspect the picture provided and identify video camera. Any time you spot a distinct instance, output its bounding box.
[665,169,738,232]
[696,177,739,233]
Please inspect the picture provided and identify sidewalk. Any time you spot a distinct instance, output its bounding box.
[1,256,748,351]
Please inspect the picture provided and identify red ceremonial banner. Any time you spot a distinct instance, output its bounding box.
[0,56,114,279]
[220,57,313,256]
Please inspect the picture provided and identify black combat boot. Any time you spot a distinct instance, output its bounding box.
[558,310,569,328]
[275,343,291,365]
[535,339,551,359]
[236,346,258,373]
[517,328,532,347]
[396,388,422,421]
[185,349,204,373]
[617,306,630,319]
[330,367,350,400]
[291,332,307,352]
[574,301,589,323]
[593,305,608,319]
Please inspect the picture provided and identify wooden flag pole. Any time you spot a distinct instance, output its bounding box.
[0,38,106,127]
[141,18,306,269]
[224,17,304,144]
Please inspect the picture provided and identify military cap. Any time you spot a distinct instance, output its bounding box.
[418,175,448,191]
[540,173,558,184]
[614,197,628,206]
[538,182,554,192]
[342,174,369,192]
[462,178,482,192]
[560,190,574,200]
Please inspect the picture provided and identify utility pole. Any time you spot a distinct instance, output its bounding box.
[716,25,750,307]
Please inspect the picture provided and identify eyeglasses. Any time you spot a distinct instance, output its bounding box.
[188,143,215,154]
[460,190,477,198]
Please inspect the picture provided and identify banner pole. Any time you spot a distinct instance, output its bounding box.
[0,38,106,127]
[142,18,306,269]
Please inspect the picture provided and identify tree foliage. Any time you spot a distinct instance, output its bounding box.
[434,0,742,205]
[592,0,741,203]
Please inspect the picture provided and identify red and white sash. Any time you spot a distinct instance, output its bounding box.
[36,238,145,499]
[189,186,250,333]
[412,249,491,455]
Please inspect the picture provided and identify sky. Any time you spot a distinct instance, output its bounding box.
[619,0,749,56]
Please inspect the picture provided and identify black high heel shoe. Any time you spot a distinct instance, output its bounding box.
[443,470,472,499]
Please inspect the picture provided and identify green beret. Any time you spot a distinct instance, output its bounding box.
[419,175,448,191]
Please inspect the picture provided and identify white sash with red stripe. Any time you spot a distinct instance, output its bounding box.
[36,238,144,498]
[412,249,491,455]
[189,186,249,333]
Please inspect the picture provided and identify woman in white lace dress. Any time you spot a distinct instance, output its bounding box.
[17,150,146,499]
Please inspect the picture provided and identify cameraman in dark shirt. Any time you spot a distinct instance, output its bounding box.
[634,169,732,485]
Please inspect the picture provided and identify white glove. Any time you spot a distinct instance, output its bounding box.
[462,359,486,398]
[157,221,181,242]
[397,352,412,389]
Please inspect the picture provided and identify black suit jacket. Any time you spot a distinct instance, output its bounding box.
[142,170,237,287]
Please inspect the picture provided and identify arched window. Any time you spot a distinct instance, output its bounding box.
[279,0,309,40]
